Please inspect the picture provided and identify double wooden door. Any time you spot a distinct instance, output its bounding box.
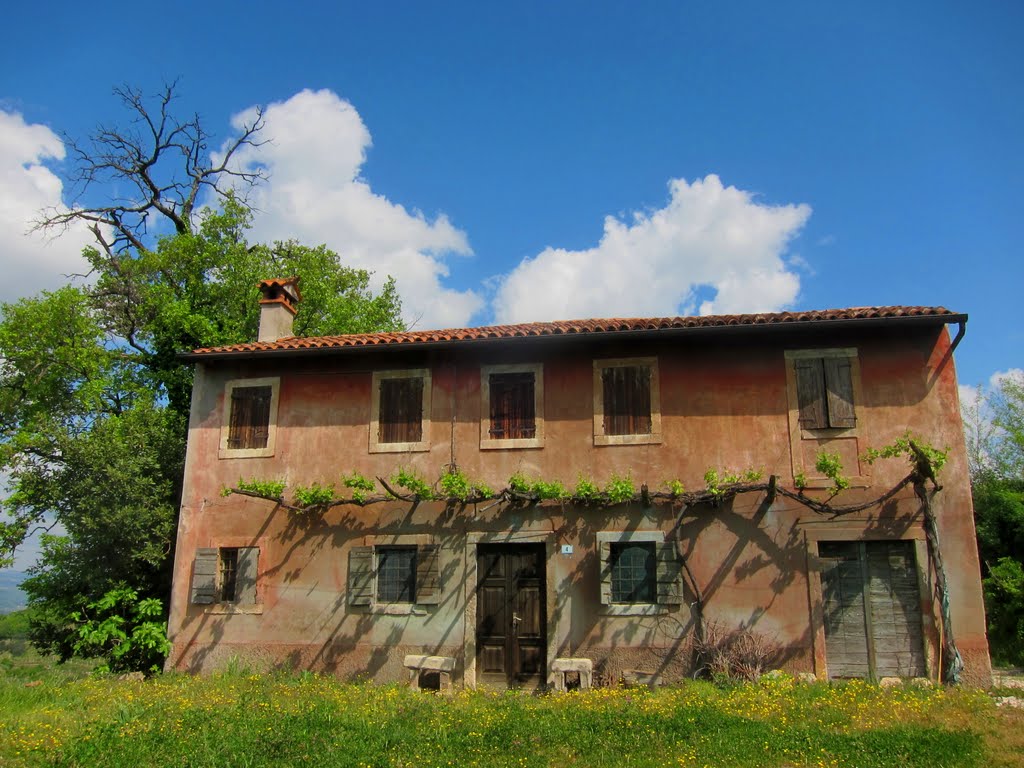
[820,540,926,679]
[475,544,546,688]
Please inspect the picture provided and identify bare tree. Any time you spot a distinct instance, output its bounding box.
[34,81,267,259]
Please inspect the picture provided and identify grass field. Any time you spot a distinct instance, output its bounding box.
[1,654,1022,768]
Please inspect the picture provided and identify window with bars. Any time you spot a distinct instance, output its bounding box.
[219,547,239,602]
[227,385,272,449]
[376,546,417,603]
[190,546,260,607]
[348,543,440,608]
[488,372,536,440]
[609,542,656,603]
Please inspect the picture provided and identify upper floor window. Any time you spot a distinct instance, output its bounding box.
[480,363,544,449]
[593,358,662,446]
[219,377,280,458]
[370,369,431,452]
[787,349,857,431]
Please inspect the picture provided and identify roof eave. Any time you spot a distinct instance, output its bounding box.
[179,312,967,363]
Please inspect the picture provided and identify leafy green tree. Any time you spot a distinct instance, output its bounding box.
[1,84,403,668]
[965,373,1024,665]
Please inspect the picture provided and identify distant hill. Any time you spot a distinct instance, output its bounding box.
[0,571,28,614]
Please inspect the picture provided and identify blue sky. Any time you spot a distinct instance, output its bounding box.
[0,1,1021,493]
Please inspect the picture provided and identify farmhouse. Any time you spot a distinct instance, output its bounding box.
[165,278,992,687]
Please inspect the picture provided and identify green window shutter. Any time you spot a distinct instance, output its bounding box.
[415,544,440,605]
[348,546,374,606]
[191,548,218,604]
[599,541,612,605]
[655,541,684,605]
[824,357,856,428]
[235,547,259,605]
[794,358,827,429]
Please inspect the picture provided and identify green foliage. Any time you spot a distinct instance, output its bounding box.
[0,609,32,639]
[506,473,567,500]
[573,475,601,502]
[862,433,949,474]
[531,479,568,500]
[231,477,286,499]
[438,469,494,501]
[604,474,636,504]
[814,452,850,494]
[1,199,403,659]
[292,482,336,508]
[704,467,764,498]
[983,556,1024,666]
[69,587,170,674]
[665,479,685,497]
[391,469,434,500]
[342,472,376,504]
[439,469,471,500]
[793,471,808,491]
[508,472,531,494]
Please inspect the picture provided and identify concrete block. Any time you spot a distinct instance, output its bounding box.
[551,657,594,691]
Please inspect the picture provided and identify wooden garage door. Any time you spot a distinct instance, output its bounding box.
[819,540,926,679]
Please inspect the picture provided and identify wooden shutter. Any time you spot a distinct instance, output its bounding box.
[489,373,536,439]
[416,544,440,605]
[655,541,684,605]
[228,386,272,449]
[191,548,219,604]
[824,357,856,428]
[235,547,259,605]
[378,378,424,444]
[598,541,612,604]
[602,366,652,436]
[348,546,374,606]
[794,358,827,429]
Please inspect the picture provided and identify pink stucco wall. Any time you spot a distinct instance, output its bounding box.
[166,322,991,686]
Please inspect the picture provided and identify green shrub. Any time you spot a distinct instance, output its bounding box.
[70,587,170,674]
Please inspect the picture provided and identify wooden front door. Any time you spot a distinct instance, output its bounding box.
[819,540,926,679]
[476,544,546,688]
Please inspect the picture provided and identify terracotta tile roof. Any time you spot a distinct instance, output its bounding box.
[190,306,962,356]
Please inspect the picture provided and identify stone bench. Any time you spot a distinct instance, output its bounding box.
[403,654,456,691]
[551,658,593,691]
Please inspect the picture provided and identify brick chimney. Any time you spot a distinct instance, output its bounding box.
[257,277,301,342]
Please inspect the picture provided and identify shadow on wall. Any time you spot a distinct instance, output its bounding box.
[173,489,924,683]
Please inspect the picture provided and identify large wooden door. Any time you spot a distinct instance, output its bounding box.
[819,540,926,679]
[476,544,546,688]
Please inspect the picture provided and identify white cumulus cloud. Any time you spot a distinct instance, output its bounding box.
[0,110,91,304]
[492,175,811,323]
[220,89,482,328]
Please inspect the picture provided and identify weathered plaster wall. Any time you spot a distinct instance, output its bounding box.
[166,324,991,685]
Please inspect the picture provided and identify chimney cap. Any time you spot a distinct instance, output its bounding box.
[258,276,302,314]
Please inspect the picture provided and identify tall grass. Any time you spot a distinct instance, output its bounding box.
[0,668,1019,768]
